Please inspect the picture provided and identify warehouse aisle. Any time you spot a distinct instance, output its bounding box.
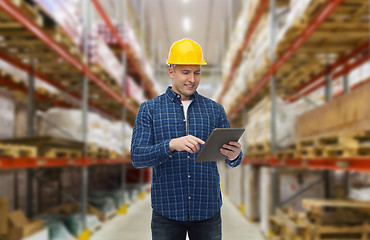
[91,194,265,240]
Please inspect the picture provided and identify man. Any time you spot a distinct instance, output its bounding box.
[131,38,242,240]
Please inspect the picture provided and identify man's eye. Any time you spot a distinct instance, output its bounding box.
[195,72,201,75]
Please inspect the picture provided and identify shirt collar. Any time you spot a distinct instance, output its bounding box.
[166,86,199,102]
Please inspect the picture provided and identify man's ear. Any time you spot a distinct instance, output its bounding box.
[168,67,174,78]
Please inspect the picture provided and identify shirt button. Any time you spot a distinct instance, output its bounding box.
[183,119,186,122]
[180,104,183,106]
[187,156,190,159]
[188,175,191,178]
[189,196,191,200]
[177,95,180,98]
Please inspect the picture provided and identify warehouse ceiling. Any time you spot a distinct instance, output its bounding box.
[144,0,239,69]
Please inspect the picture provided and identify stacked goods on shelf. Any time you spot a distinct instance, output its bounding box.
[32,0,82,45]
[274,0,369,93]
[42,203,103,235]
[89,190,126,210]
[221,0,260,79]
[96,20,158,93]
[222,60,248,114]
[245,96,320,157]
[88,196,116,220]
[0,89,15,139]
[269,199,370,239]
[223,6,289,113]
[222,0,369,120]
[125,75,147,105]
[0,60,66,107]
[38,108,132,156]
[87,30,124,88]
[41,219,76,240]
[9,0,83,61]
[349,172,370,201]
[295,82,370,158]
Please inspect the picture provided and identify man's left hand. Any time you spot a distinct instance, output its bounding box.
[220,141,242,160]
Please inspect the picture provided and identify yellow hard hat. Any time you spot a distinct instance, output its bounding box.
[166,38,207,65]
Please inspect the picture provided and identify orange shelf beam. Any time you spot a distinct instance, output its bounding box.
[242,156,370,172]
[0,157,131,170]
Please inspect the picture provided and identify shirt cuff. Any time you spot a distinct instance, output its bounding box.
[225,152,242,168]
[163,139,173,158]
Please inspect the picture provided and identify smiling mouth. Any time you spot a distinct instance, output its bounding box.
[185,84,194,89]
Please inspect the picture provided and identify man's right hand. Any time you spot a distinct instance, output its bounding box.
[169,135,205,154]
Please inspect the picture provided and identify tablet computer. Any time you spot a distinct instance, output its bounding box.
[195,128,245,162]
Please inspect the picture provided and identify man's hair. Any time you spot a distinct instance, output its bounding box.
[169,64,176,70]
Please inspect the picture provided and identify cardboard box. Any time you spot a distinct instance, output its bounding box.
[7,210,44,240]
[0,198,8,235]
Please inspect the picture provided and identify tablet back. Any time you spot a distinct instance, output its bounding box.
[195,128,245,162]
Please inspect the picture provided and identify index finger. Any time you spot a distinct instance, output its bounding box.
[190,135,205,145]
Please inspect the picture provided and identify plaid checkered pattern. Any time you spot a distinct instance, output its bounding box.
[131,87,242,221]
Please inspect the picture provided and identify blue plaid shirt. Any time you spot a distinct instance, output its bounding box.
[131,87,242,221]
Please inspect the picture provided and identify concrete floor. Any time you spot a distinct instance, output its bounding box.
[91,194,265,240]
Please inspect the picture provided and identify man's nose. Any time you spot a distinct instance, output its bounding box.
[189,73,196,82]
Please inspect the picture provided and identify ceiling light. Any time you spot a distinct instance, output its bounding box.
[183,17,191,32]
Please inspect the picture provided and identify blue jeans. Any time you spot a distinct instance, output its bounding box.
[151,210,222,240]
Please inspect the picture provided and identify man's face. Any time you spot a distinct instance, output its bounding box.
[169,65,201,101]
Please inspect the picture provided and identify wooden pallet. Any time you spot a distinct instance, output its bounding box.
[276,150,296,159]
[246,151,271,159]
[295,131,370,158]
[9,0,43,26]
[88,144,110,159]
[270,200,370,240]
[0,143,37,158]
[41,148,82,158]
[302,199,370,214]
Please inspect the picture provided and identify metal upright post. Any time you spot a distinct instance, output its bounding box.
[324,55,334,199]
[269,0,279,215]
[325,55,333,102]
[139,0,146,196]
[240,106,248,214]
[26,61,35,218]
[343,63,350,93]
[80,0,91,232]
[120,0,128,205]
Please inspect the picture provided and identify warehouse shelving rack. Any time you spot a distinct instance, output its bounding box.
[218,0,370,223]
[0,0,152,238]
[219,0,370,171]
